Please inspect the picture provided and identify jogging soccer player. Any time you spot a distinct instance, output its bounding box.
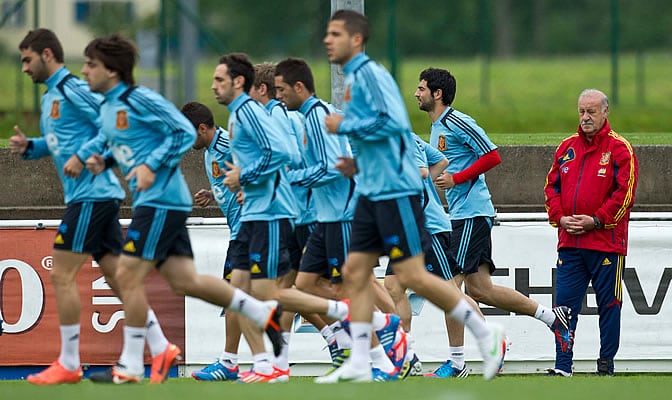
[213,53,298,383]
[11,28,176,385]
[180,101,245,382]
[74,35,282,384]
[414,67,572,377]
[316,10,506,383]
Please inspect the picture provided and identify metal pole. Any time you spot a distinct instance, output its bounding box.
[32,0,39,113]
[387,0,397,80]
[479,0,490,105]
[179,0,198,104]
[329,0,364,110]
[610,0,619,105]
[159,0,167,96]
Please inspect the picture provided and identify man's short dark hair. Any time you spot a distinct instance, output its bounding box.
[181,101,215,129]
[331,9,369,44]
[218,53,254,93]
[84,34,137,86]
[275,57,315,94]
[419,67,456,106]
[19,28,64,63]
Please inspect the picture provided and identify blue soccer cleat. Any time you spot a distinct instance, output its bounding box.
[191,360,239,381]
[424,360,469,378]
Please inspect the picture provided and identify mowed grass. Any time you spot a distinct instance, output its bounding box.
[1,374,670,400]
[2,52,672,145]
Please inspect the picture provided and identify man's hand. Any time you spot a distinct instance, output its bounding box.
[435,172,456,190]
[9,126,28,154]
[560,214,595,235]
[335,156,358,177]
[85,154,106,175]
[63,155,85,178]
[126,164,155,192]
[223,161,241,192]
[325,113,343,134]
[194,189,214,207]
[236,190,244,206]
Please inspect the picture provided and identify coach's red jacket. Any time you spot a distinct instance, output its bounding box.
[544,120,638,255]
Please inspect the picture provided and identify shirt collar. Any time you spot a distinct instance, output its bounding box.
[342,52,369,75]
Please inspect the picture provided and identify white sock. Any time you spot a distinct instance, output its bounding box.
[58,324,80,371]
[252,352,273,375]
[320,325,336,345]
[349,322,372,371]
[405,332,416,361]
[145,309,169,357]
[218,352,238,368]
[227,288,268,327]
[118,326,147,374]
[370,344,395,373]
[274,332,291,371]
[535,304,556,327]
[331,321,352,349]
[450,346,465,369]
[449,299,490,340]
[371,311,388,331]
[326,300,349,321]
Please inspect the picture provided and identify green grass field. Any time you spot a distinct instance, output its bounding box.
[1,374,670,400]
[2,52,672,145]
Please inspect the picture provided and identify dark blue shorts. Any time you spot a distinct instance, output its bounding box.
[223,239,247,280]
[236,219,292,279]
[350,195,428,264]
[54,200,122,262]
[123,206,193,267]
[450,216,495,275]
[288,222,316,271]
[300,221,352,284]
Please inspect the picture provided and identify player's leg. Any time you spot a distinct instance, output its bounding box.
[549,248,591,376]
[588,251,624,376]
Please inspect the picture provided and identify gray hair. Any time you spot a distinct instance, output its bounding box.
[579,89,609,113]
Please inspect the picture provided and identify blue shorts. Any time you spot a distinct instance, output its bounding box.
[54,200,122,262]
[236,219,292,279]
[223,239,247,280]
[450,216,495,275]
[385,231,458,280]
[300,221,352,284]
[288,222,316,271]
[123,206,193,267]
[350,195,428,264]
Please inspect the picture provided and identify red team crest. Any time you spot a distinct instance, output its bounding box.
[211,161,222,178]
[229,123,234,139]
[116,110,129,130]
[599,151,612,166]
[50,100,60,119]
[437,135,447,151]
[344,85,351,102]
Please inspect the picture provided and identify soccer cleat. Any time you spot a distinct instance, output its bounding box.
[315,360,372,384]
[400,353,421,379]
[424,360,469,378]
[372,367,399,382]
[271,366,290,382]
[191,360,239,381]
[477,323,506,380]
[89,363,143,384]
[26,361,83,385]
[235,370,278,383]
[386,327,408,372]
[263,300,284,357]
[375,314,402,355]
[551,306,574,353]
[323,348,351,376]
[150,343,182,384]
[545,368,572,377]
[410,358,424,376]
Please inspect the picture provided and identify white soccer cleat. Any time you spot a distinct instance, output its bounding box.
[478,323,506,380]
[315,360,371,384]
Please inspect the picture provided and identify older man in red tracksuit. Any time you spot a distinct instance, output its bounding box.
[544,88,638,377]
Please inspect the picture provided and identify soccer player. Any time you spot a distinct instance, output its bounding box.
[74,35,282,384]
[11,28,176,385]
[180,101,244,381]
[213,53,298,383]
[316,10,506,383]
[414,67,572,377]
